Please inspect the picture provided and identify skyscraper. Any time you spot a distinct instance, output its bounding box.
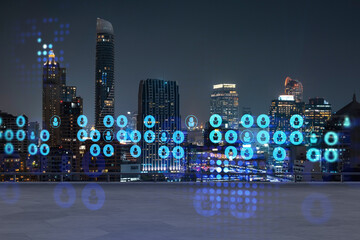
[42,50,64,147]
[269,94,305,173]
[284,77,303,102]
[95,18,115,132]
[305,98,332,134]
[137,79,181,173]
[210,84,239,129]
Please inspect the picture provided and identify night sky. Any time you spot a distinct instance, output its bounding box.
[0,0,359,125]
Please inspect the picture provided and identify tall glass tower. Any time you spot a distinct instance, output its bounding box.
[137,79,181,173]
[210,83,239,129]
[95,18,114,131]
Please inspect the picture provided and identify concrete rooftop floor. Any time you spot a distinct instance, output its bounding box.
[0,182,359,240]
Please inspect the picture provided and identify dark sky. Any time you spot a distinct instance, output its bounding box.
[0,0,360,125]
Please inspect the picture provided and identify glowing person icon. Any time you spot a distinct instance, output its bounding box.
[176,148,181,157]
[93,147,98,154]
[243,132,251,142]
[53,117,59,127]
[260,133,266,142]
[119,117,125,126]
[294,117,300,126]
[260,117,266,126]
[18,118,23,126]
[310,133,317,144]
[277,150,283,159]
[119,132,125,140]
[228,133,234,141]
[188,117,195,127]
[133,147,138,156]
[106,146,111,155]
[80,117,84,125]
[328,151,335,161]
[30,145,35,153]
[147,132,152,141]
[310,150,316,160]
[213,116,219,125]
[106,118,111,126]
[229,149,234,157]
[294,133,299,143]
[213,132,219,141]
[277,134,283,142]
[105,131,111,141]
[160,132,167,142]
[328,134,335,144]
[161,148,167,156]
[80,131,84,139]
[244,117,250,125]
[244,149,250,158]
[30,131,35,140]
[176,133,181,141]
[133,132,139,141]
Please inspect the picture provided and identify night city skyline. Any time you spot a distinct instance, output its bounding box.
[0,0,360,125]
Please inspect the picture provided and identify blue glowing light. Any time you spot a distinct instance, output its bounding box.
[144,130,155,143]
[90,144,101,157]
[116,130,127,143]
[90,129,101,142]
[209,114,222,128]
[172,146,184,159]
[225,146,237,160]
[158,146,170,159]
[103,144,114,157]
[324,132,338,146]
[306,148,321,162]
[77,129,88,142]
[103,115,114,128]
[77,115,88,127]
[256,130,270,144]
[209,130,222,144]
[117,115,127,128]
[43,51,47,56]
[225,130,237,144]
[48,44,53,49]
[130,130,141,143]
[40,130,50,142]
[37,51,41,56]
[102,129,114,142]
[289,131,303,145]
[144,115,155,128]
[290,114,304,128]
[241,114,254,128]
[173,130,184,144]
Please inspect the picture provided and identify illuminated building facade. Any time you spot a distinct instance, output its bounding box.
[137,79,181,173]
[304,97,332,134]
[42,50,64,147]
[59,97,83,173]
[95,18,115,132]
[284,77,303,102]
[269,95,305,173]
[210,84,239,129]
[322,95,360,180]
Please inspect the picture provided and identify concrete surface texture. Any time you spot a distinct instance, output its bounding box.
[0,182,359,240]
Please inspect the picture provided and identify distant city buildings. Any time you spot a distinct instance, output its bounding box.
[284,76,303,102]
[95,18,115,132]
[210,84,239,129]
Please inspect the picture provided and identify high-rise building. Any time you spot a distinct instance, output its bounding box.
[210,84,239,129]
[0,111,28,179]
[269,95,305,173]
[137,79,181,173]
[305,97,332,134]
[322,94,360,180]
[59,97,83,172]
[284,77,303,102]
[95,18,115,132]
[42,50,64,147]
